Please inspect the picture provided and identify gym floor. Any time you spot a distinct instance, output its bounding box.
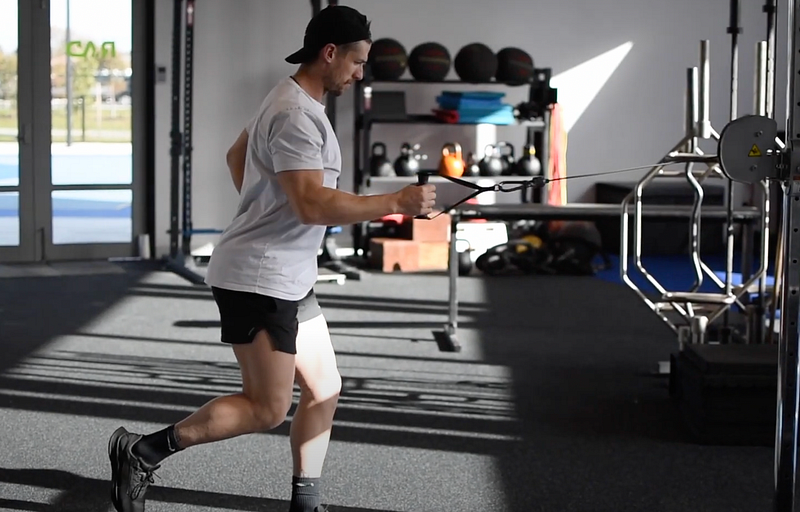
[0,261,773,512]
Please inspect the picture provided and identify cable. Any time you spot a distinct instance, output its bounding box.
[425,160,697,218]
[549,162,685,182]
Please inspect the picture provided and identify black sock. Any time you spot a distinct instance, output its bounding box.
[289,476,320,512]
[131,425,183,466]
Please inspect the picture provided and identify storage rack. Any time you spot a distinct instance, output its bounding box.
[350,69,559,254]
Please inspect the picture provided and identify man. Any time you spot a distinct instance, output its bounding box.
[107,5,436,512]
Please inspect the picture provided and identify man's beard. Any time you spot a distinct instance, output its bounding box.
[323,75,349,96]
[324,82,345,97]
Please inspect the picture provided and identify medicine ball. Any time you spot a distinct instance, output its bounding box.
[496,47,534,84]
[546,221,611,276]
[454,43,497,83]
[408,42,451,81]
[368,38,408,80]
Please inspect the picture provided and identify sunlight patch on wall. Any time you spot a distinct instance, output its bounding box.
[550,42,634,133]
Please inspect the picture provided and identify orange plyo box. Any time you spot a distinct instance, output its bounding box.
[396,212,451,243]
[369,238,420,272]
[369,238,450,272]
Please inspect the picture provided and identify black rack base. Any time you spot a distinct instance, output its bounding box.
[164,253,206,286]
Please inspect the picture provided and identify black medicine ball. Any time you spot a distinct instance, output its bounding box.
[496,47,534,84]
[408,42,451,81]
[454,43,497,83]
[367,38,407,80]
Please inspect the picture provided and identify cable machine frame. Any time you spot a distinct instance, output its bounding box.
[165,0,347,285]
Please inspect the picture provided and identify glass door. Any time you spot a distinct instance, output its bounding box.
[0,0,35,262]
[43,0,135,260]
[0,0,141,263]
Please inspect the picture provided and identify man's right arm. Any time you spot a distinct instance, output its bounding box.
[267,109,435,225]
[276,170,434,226]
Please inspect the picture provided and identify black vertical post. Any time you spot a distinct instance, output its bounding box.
[530,68,553,205]
[774,2,800,508]
[325,0,338,130]
[181,0,195,256]
[169,0,183,259]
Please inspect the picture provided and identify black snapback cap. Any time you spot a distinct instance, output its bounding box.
[285,5,372,64]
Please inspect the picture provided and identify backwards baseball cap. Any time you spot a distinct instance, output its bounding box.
[285,5,372,64]
[286,5,372,64]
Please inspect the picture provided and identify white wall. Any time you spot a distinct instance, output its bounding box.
[153,0,787,257]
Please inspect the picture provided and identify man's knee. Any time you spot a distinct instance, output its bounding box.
[249,394,294,431]
[300,370,342,404]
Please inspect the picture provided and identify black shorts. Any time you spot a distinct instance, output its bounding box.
[210,287,322,354]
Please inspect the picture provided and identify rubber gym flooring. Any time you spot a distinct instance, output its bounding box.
[0,260,773,512]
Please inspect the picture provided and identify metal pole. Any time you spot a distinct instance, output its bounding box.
[773,0,800,506]
[168,0,183,259]
[756,41,768,116]
[729,0,741,120]
[699,40,712,140]
[765,0,778,119]
[181,0,195,257]
[65,0,72,146]
[448,213,459,334]
[326,0,338,130]
[722,0,742,343]
[686,67,699,140]
[754,43,770,339]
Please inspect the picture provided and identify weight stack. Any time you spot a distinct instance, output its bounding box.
[669,343,777,446]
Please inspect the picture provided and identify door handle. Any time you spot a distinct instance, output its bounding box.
[18,124,31,145]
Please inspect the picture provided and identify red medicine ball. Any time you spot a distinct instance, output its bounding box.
[367,38,408,80]
[408,42,451,81]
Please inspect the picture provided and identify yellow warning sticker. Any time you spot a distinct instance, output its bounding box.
[749,144,762,157]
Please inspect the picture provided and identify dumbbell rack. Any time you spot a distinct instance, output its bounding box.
[350,71,558,255]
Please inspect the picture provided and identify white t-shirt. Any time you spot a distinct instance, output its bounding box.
[204,77,341,301]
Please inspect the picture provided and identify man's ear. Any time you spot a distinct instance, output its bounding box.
[322,43,337,63]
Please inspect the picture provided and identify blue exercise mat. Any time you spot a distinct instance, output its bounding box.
[454,106,516,125]
[436,96,505,110]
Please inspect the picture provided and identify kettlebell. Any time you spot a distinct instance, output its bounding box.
[496,141,515,175]
[394,143,424,177]
[463,152,480,177]
[370,142,394,177]
[458,250,473,276]
[516,144,542,176]
[478,144,504,176]
[438,142,465,177]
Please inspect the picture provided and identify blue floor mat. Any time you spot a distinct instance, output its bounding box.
[595,253,774,296]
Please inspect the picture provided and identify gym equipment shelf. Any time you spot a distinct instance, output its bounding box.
[351,71,558,254]
[360,114,547,128]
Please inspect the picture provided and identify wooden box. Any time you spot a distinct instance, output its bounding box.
[396,212,451,243]
[418,241,449,271]
[369,238,419,272]
[369,238,450,272]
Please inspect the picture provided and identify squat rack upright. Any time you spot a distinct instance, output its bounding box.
[717,0,800,508]
[164,0,355,285]
[164,0,201,284]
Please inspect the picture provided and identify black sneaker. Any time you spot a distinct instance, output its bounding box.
[108,427,160,512]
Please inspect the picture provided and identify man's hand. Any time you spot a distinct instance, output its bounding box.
[393,184,437,217]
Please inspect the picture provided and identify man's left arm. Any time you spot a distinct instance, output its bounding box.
[226,128,249,193]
